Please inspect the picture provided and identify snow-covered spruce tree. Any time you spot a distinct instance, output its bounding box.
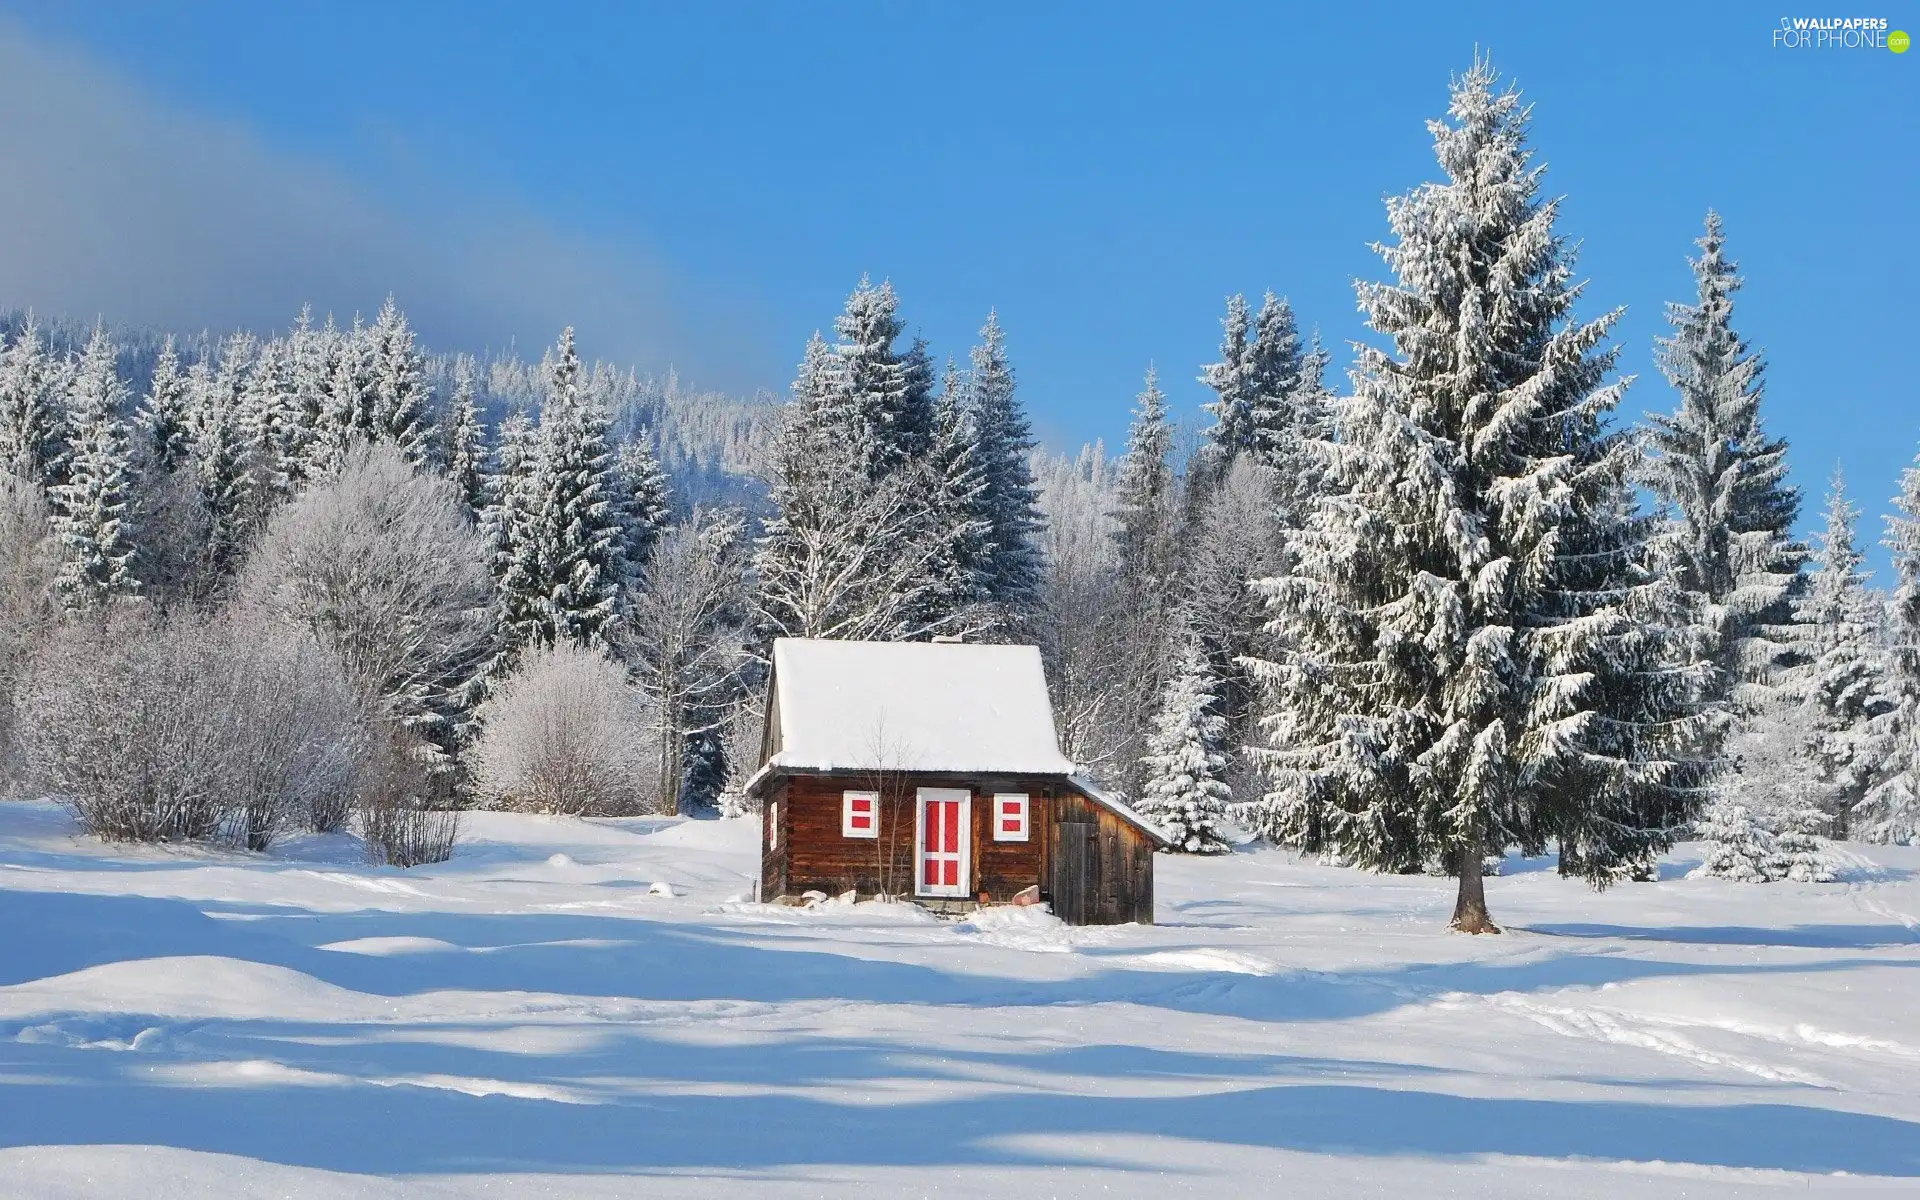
[497,329,626,653]
[1645,212,1807,712]
[1139,637,1234,853]
[613,435,672,574]
[486,408,541,654]
[917,369,994,632]
[0,316,65,486]
[309,314,374,477]
[1106,367,1183,800]
[1245,62,1715,931]
[754,333,961,644]
[367,295,435,465]
[1697,688,1838,882]
[442,360,489,523]
[48,326,138,607]
[1797,471,1892,834]
[1857,450,1920,844]
[239,334,299,506]
[1196,293,1255,491]
[288,308,339,482]
[138,336,193,474]
[964,312,1044,613]
[191,334,257,576]
[1691,798,1774,882]
[832,277,929,477]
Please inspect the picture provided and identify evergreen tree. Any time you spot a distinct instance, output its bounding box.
[1245,293,1307,463]
[367,295,435,464]
[138,335,193,474]
[487,407,541,651]
[502,329,625,651]
[918,373,993,631]
[1139,638,1234,853]
[0,316,64,486]
[192,334,256,574]
[1699,689,1840,881]
[443,361,488,522]
[1645,212,1807,711]
[1112,367,1178,589]
[49,326,138,606]
[831,277,922,476]
[1105,367,1183,800]
[1691,800,1775,882]
[1185,455,1285,770]
[1245,63,1714,931]
[1199,294,1256,467]
[1797,471,1892,833]
[964,312,1044,611]
[612,436,672,574]
[287,308,337,483]
[310,314,374,476]
[1858,451,1920,844]
[240,334,299,505]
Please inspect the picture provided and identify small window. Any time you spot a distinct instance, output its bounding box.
[769,801,779,851]
[994,793,1029,842]
[842,790,879,838]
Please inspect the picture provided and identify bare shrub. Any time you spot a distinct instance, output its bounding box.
[0,474,58,792]
[238,445,496,757]
[358,732,460,867]
[16,611,367,849]
[471,641,658,816]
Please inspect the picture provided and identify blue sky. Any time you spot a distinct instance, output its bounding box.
[0,2,1913,574]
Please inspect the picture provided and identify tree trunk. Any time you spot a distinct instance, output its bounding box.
[1450,838,1500,934]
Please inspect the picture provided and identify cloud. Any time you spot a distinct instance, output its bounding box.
[0,22,777,390]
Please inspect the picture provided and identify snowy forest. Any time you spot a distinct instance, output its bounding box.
[0,62,1915,931]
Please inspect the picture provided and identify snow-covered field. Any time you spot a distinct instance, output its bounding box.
[2,801,1917,1198]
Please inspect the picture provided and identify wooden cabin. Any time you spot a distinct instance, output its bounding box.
[746,638,1169,925]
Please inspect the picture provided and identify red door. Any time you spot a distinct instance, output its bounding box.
[916,788,970,898]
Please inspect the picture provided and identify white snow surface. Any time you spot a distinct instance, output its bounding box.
[3,800,1920,1197]
[767,638,1076,775]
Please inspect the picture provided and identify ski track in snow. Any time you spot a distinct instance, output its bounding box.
[2,801,1919,1198]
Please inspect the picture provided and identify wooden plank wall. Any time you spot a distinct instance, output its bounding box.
[769,774,1046,902]
[762,773,1153,924]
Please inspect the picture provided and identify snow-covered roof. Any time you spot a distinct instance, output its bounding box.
[1067,775,1173,848]
[765,638,1077,777]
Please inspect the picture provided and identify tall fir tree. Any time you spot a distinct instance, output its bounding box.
[239,334,299,505]
[1245,62,1715,930]
[1796,471,1892,834]
[443,361,489,523]
[192,334,256,574]
[288,309,339,482]
[1858,451,1920,844]
[367,295,435,464]
[1645,212,1807,711]
[0,316,64,486]
[964,311,1044,612]
[1106,366,1183,800]
[500,329,626,651]
[1139,637,1235,853]
[137,335,193,474]
[613,435,672,574]
[48,326,138,606]
[1199,294,1256,467]
[831,277,924,476]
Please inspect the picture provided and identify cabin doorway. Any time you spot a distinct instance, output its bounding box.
[915,788,970,898]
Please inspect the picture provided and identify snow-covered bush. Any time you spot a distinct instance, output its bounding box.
[358,731,460,867]
[17,612,366,849]
[238,445,495,757]
[471,641,658,816]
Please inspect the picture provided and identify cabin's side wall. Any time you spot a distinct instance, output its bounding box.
[759,778,791,902]
[1045,791,1154,926]
[771,774,1048,902]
